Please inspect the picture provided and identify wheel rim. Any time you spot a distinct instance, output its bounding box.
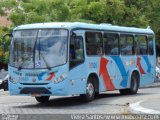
[86,82,94,97]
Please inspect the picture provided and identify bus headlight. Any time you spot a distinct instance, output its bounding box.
[53,73,67,84]
[9,76,21,84]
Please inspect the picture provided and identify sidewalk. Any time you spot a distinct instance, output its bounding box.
[0,89,9,96]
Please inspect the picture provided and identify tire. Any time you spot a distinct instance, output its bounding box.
[119,73,139,95]
[3,80,8,91]
[35,96,50,103]
[81,78,96,102]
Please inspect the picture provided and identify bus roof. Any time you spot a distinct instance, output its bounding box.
[14,22,154,34]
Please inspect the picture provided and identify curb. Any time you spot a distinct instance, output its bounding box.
[130,101,160,114]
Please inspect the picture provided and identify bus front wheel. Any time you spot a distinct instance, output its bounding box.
[35,96,50,103]
[119,73,139,95]
[81,78,96,102]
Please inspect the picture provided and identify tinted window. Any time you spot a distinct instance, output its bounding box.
[70,36,84,60]
[148,35,154,55]
[104,33,119,55]
[70,36,84,69]
[135,35,147,55]
[120,35,134,55]
[86,32,103,55]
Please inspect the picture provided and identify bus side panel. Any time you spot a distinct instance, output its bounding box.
[118,56,137,88]
[84,56,116,92]
[139,55,156,87]
[85,56,133,92]
[67,57,107,95]
[67,63,88,95]
[110,56,138,89]
[106,56,124,90]
[86,56,128,92]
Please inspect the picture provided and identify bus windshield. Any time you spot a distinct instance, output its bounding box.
[9,29,68,69]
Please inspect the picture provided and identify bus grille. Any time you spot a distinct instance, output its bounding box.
[20,83,49,85]
[20,87,51,94]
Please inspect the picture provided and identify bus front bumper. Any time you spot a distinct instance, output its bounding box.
[9,81,69,96]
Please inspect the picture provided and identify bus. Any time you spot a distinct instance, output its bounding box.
[8,22,156,103]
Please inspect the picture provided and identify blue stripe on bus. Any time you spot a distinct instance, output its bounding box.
[111,56,128,87]
[142,56,151,73]
[38,72,46,80]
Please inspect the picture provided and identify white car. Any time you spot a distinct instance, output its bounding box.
[0,70,8,91]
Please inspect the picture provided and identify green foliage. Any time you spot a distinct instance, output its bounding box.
[68,0,88,21]
[87,1,106,23]
[9,8,25,26]
[26,12,45,23]
[0,0,158,29]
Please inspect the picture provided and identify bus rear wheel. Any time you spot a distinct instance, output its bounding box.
[119,73,139,95]
[81,78,95,102]
[35,96,50,103]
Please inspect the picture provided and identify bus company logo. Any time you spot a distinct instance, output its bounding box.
[38,71,56,81]
[89,63,97,68]
[124,60,135,66]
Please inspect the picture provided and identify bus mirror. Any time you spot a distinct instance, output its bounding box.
[2,33,12,52]
[2,42,6,52]
[2,33,12,40]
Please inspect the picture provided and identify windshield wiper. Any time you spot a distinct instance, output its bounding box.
[39,52,51,70]
[33,31,39,69]
[32,31,50,70]
[37,38,51,70]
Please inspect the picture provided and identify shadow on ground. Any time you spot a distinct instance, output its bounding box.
[13,91,152,109]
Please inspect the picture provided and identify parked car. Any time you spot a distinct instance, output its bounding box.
[0,70,8,91]
[156,66,160,79]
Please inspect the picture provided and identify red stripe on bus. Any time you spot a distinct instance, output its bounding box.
[99,57,115,90]
[46,72,55,81]
[137,57,145,75]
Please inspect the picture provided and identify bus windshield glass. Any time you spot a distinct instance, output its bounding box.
[9,29,68,69]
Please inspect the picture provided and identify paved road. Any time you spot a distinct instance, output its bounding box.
[0,87,160,120]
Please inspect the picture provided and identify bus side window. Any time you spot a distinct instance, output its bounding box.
[86,32,103,56]
[148,35,154,55]
[120,34,134,55]
[75,37,84,60]
[135,41,140,55]
[104,33,119,55]
[135,35,147,55]
[69,36,84,69]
